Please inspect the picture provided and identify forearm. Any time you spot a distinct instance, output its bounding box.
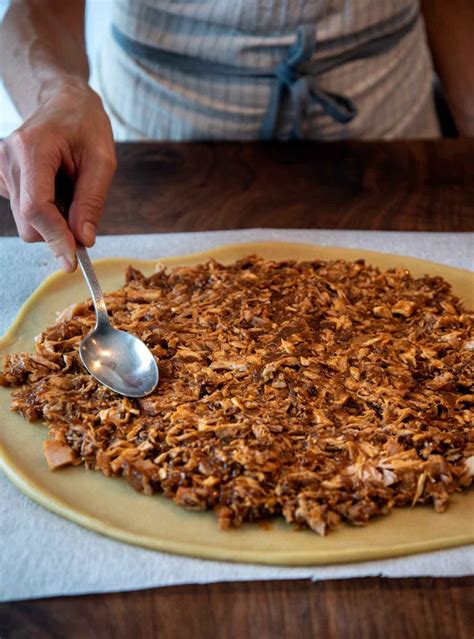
[421,0,474,135]
[0,0,115,270]
[0,0,89,117]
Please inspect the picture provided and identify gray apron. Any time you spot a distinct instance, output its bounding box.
[99,0,437,139]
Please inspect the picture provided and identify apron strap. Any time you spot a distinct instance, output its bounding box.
[260,25,356,140]
[112,8,419,140]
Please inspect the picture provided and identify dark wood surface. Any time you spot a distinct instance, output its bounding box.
[1,140,473,639]
[1,577,473,639]
[1,139,474,235]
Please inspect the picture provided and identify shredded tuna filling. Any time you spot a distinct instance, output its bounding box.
[1,256,473,535]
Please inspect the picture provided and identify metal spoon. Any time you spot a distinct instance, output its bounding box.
[76,245,159,397]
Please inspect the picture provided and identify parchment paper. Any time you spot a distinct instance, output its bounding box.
[1,229,472,602]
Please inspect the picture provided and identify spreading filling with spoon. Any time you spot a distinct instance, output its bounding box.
[1,256,473,535]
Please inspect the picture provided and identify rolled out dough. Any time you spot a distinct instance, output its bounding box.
[0,242,472,565]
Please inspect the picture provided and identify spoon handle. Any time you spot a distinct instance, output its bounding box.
[76,245,110,329]
[53,171,111,330]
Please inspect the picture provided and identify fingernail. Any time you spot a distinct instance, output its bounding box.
[58,255,73,272]
[82,222,96,247]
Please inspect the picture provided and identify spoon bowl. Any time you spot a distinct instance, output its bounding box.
[76,245,159,397]
[79,324,159,397]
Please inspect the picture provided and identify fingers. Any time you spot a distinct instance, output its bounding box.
[11,132,78,271]
[1,136,48,245]
[0,87,116,268]
[22,200,78,271]
[68,148,116,247]
[13,215,43,243]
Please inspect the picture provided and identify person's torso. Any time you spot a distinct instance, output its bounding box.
[99,0,439,140]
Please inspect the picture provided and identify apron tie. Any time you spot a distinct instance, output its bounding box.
[112,9,420,140]
[261,25,357,140]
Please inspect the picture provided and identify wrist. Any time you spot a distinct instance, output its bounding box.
[4,71,90,120]
[38,73,92,105]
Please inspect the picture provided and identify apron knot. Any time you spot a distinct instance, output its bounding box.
[261,25,357,140]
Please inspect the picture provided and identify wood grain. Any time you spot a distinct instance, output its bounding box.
[0,139,473,235]
[0,139,472,638]
[1,577,473,639]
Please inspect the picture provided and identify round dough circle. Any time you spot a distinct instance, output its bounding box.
[1,242,473,565]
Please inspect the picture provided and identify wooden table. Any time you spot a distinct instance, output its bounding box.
[0,140,472,639]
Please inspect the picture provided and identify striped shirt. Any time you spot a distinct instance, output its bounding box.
[97,0,440,141]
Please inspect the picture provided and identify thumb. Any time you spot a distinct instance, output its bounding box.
[68,150,116,246]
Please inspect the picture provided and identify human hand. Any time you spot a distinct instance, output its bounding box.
[0,80,116,271]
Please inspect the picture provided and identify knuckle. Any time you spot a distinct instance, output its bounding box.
[9,126,55,156]
[108,157,118,173]
[19,227,40,243]
[81,192,106,217]
[20,203,41,224]
[9,128,31,151]
[108,152,118,172]
[94,148,117,172]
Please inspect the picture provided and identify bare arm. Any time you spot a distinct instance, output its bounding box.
[0,0,116,271]
[421,0,474,136]
[1,0,89,116]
